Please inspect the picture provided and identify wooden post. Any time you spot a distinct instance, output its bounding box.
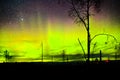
[62,50,65,62]
[115,52,117,60]
[100,50,102,62]
[41,42,43,62]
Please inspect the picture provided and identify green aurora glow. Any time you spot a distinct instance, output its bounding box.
[0,0,120,62]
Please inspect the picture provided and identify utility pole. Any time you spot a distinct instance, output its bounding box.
[100,50,102,62]
[41,42,43,62]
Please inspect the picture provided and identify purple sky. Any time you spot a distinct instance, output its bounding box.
[0,0,119,26]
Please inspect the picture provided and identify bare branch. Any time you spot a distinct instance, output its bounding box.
[71,0,88,30]
[78,38,86,59]
[90,33,118,43]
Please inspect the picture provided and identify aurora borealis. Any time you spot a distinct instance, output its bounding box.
[0,0,120,62]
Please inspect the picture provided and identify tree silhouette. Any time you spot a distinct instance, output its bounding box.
[4,50,11,62]
[59,0,102,62]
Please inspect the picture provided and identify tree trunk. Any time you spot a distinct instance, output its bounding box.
[87,31,90,62]
[87,0,90,62]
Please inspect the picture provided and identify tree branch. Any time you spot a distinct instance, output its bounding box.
[90,33,118,43]
[71,0,88,31]
[78,38,86,59]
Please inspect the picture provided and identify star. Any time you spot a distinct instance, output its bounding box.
[20,17,24,21]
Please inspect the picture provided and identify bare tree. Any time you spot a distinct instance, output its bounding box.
[59,0,102,62]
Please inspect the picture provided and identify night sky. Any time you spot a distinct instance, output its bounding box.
[0,0,119,25]
[0,0,120,60]
[0,0,68,25]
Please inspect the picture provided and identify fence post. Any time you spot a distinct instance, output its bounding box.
[100,50,102,62]
[62,50,65,62]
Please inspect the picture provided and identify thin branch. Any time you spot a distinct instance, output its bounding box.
[90,33,118,43]
[91,42,97,54]
[71,0,88,31]
[78,38,86,59]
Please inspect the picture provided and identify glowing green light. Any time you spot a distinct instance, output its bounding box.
[0,15,120,62]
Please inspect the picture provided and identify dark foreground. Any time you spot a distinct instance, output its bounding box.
[0,60,120,74]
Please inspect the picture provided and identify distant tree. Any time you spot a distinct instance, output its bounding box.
[4,50,10,62]
[59,0,102,62]
[4,50,13,62]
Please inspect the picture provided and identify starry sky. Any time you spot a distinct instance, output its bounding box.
[0,0,119,25]
[0,0,120,58]
[0,0,68,25]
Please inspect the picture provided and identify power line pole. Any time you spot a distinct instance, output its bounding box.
[41,42,43,62]
[100,50,102,62]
